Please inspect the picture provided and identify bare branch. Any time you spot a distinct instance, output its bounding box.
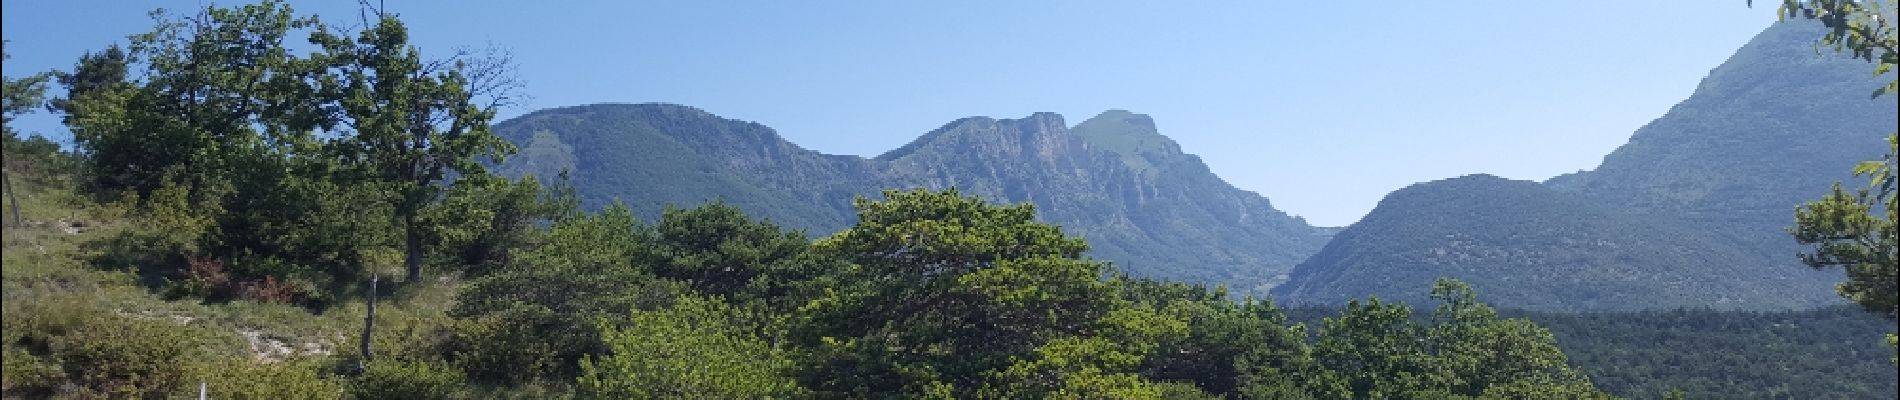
[455,43,528,111]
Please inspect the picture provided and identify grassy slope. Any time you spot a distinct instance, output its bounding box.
[0,172,465,398]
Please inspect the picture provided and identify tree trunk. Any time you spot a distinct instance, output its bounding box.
[359,274,378,373]
[404,213,423,282]
[4,169,22,228]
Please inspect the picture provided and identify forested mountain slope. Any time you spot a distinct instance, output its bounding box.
[495,105,1330,292]
[1276,305,1899,400]
[1544,18,1899,263]
[1272,174,1837,311]
[1276,20,1896,311]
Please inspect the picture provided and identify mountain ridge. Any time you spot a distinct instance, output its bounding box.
[1275,19,1895,311]
[495,103,1330,293]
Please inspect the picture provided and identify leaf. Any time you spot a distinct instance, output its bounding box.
[1852,160,1885,176]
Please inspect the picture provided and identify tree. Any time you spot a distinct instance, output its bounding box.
[309,6,519,282]
[2,42,53,228]
[641,202,810,299]
[792,189,1124,397]
[978,307,1198,399]
[1296,279,1608,399]
[447,202,677,385]
[1120,277,1313,397]
[58,2,321,199]
[1,43,50,130]
[45,1,415,306]
[577,295,804,399]
[1764,0,1898,352]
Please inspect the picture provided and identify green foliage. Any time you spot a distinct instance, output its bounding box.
[642,201,813,302]
[1,295,236,398]
[1293,279,1608,399]
[43,0,534,308]
[980,307,1195,399]
[446,203,680,385]
[1126,278,1313,396]
[425,175,565,277]
[3,42,66,185]
[1525,306,1897,399]
[187,359,347,400]
[577,295,802,399]
[352,359,469,400]
[1,43,51,126]
[1791,166,1898,320]
[306,5,519,282]
[794,189,1122,397]
[47,1,353,306]
[59,1,319,199]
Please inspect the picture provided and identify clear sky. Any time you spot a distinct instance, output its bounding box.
[2,1,1781,226]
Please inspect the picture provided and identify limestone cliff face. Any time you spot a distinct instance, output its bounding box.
[497,104,1329,293]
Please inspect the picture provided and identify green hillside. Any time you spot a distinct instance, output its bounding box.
[1280,305,1899,400]
[1273,174,1840,311]
[1545,18,1899,263]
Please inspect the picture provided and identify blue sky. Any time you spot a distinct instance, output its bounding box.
[2,1,1781,226]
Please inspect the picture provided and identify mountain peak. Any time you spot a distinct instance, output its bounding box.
[1080,109,1158,132]
[1070,109,1184,174]
[875,112,1069,161]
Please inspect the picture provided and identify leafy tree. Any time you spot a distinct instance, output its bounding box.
[1,43,51,149]
[3,42,54,226]
[640,201,813,302]
[58,1,321,199]
[446,203,661,383]
[1423,280,1601,398]
[1,44,50,124]
[46,1,398,305]
[308,8,518,282]
[1294,279,1609,399]
[792,189,1122,397]
[577,295,803,399]
[1310,296,1438,398]
[979,307,1198,399]
[1119,277,1314,397]
[424,174,569,277]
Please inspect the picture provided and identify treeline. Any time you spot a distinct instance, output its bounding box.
[1528,306,1898,399]
[1281,306,1900,400]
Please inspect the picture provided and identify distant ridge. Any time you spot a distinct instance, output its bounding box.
[1274,19,1897,311]
[495,104,1331,293]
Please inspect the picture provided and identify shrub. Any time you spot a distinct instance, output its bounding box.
[350,359,467,400]
[1,295,233,398]
[185,358,347,400]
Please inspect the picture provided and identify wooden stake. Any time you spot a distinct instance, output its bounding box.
[359,273,378,373]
